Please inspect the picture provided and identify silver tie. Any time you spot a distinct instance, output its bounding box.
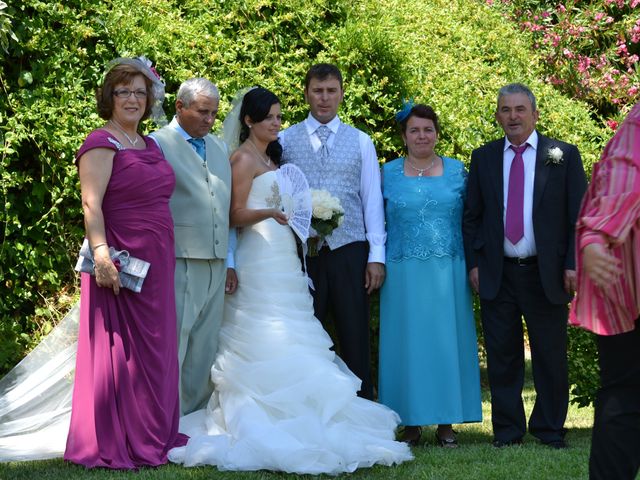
[316,126,330,160]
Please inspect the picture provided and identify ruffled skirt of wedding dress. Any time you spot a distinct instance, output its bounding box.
[169,213,412,474]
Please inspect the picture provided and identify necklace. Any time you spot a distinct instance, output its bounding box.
[247,138,271,167]
[406,156,436,177]
[109,119,139,147]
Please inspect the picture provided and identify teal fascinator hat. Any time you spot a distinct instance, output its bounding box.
[395,98,415,123]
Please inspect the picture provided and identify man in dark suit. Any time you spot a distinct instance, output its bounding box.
[463,83,587,448]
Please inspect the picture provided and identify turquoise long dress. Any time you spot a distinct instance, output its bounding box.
[378,156,482,426]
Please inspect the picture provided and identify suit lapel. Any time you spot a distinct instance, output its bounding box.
[533,133,550,211]
[489,140,504,209]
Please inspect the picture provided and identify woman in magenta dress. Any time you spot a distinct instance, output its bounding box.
[64,57,186,469]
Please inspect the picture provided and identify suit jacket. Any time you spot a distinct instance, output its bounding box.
[463,132,587,304]
[153,126,231,260]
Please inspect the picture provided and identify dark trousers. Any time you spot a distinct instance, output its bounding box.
[306,241,373,400]
[481,261,568,443]
[590,319,640,480]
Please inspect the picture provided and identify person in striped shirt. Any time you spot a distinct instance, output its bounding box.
[569,101,640,480]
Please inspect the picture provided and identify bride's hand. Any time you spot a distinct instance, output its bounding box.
[271,208,289,225]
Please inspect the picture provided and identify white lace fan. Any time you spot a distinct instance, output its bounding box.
[276,164,312,242]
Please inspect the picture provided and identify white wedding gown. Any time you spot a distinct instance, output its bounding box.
[168,171,412,474]
[0,304,78,461]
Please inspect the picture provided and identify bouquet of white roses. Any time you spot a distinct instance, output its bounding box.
[308,189,344,256]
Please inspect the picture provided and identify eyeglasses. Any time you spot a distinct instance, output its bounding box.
[113,89,148,99]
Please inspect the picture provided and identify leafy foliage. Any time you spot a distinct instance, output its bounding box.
[0,0,611,405]
[487,0,640,126]
[567,327,599,407]
[0,1,17,53]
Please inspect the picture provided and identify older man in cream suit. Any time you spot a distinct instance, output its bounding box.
[153,78,234,415]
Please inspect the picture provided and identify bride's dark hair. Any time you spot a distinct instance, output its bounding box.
[239,87,283,165]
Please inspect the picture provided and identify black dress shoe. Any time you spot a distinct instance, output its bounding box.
[543,440,567,449]
[492,438,523,448]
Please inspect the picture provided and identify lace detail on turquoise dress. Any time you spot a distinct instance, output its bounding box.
[383,156,467,262]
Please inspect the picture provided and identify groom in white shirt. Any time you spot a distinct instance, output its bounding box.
[279,63,386,400]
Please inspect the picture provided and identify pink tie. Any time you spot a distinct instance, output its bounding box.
[505,143,528,244]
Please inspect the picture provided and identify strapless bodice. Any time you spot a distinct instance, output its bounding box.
[246,171,280,210]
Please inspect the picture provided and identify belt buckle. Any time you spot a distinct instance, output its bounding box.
[516,257,527,266]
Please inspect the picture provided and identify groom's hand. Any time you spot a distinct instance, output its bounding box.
[365,262,385,294]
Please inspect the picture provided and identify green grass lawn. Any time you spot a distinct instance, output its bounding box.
[0,363,602,480]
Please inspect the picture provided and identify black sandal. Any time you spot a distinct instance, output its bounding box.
[399,426,423,446]
[435,430,459,448]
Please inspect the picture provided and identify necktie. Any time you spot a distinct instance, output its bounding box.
[505,143,529,244]
[188,137,206,161]
[316,126,331,160]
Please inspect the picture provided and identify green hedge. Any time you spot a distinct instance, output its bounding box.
[1,0,608,404]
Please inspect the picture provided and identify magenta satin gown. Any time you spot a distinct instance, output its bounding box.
[64,130,187,469]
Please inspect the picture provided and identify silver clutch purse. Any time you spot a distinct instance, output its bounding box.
[74,239,150,293]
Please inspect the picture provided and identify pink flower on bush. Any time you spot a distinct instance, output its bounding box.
[607,119,619,130]
[577,56,592,72]
[544,32,561,46]
[494,0,637,118]
[631,22,640,43]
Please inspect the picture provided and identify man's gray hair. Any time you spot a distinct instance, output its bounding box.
[497,83,537,112]
[177,78,219,107]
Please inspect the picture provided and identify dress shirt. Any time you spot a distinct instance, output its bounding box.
[569,102,640,335]
[280,114,387,263]
[151,117,236,269]
[503,130,538,258]
[169,117,207,156]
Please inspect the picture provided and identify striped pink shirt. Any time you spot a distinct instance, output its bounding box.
[569,102,640,335]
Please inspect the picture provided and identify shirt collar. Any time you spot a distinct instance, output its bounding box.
[304,113,341,135]
[170,116,202,142]
[503,130,538,152]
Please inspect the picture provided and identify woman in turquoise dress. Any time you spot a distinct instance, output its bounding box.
[378,103,482,447]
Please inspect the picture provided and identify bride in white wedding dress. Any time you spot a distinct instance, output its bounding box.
[167,87,412,474]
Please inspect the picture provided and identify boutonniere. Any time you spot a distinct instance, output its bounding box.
[545,146,564,166]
